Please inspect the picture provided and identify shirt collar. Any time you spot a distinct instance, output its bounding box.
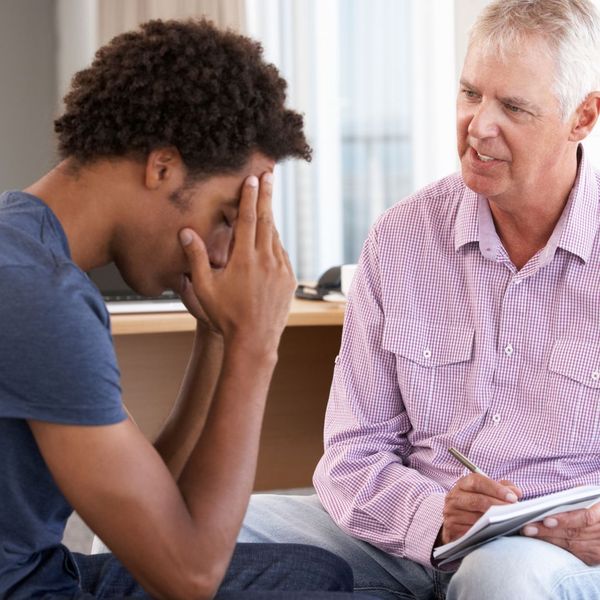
[554,145,598,264]
[454,145,599,265]
[454,184,479,252]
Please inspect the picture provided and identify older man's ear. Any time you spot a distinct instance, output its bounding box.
[569,92,600,142]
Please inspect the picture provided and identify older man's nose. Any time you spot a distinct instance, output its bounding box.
[467,100,501,140]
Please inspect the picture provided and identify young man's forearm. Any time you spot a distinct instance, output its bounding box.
[177,338,278,576]
[153,325,224,479]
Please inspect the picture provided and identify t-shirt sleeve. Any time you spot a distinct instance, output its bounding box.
[0,264,126,425]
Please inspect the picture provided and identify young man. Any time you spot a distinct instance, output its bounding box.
[241,0,600,598]
[0,19,371,600]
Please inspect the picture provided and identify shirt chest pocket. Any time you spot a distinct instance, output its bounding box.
[547,338,600,454]
[549,339,600,390]
[382,319,475,436]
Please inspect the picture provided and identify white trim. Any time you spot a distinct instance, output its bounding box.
[55,0,98,110]
[309,0,343,272]
[410,0,458,188]
[245,0,343,277]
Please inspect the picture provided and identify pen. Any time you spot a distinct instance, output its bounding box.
[449,447,490,477]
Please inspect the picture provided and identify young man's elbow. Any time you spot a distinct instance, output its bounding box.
[152,572,221,600]
[137,535,231,599]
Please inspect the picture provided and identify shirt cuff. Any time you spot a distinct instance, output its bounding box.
[404,491,445,566]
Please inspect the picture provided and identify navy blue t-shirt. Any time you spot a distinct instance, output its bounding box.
[0,191,127,598]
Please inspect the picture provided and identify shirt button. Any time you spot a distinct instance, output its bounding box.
[423,349,432,359]
[334,355,340,364]
[592,370,600,381]
[492,414,501,424]
[504,344,514,356]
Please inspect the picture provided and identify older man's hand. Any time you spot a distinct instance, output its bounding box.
[521,502,600,565]
[441,474,522,545]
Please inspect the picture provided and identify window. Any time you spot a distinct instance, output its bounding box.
[247,0,456,279]
[57,0,458,280]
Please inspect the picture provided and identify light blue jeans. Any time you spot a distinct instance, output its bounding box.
[240,494,600,600]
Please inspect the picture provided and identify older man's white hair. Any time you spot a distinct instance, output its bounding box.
[469,0,600,120]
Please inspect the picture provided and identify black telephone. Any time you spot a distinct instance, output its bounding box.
[295,266,341,300]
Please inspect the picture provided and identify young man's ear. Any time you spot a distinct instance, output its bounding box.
[144,147,183,190]
[569,92,600,142]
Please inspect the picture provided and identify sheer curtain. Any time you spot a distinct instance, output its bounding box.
[97,0,245,45]
[247,0,457,279]
[246,0,342,279]
[583,0,600,168]
[56,0,245,106]
[57,0,458,280]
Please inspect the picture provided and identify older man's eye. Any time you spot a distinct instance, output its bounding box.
[461,88,479,100]
[505,103,523,113]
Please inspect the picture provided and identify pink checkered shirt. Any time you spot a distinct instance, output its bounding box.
[313,147,600,567]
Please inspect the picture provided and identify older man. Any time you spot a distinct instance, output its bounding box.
[241,0,600,598]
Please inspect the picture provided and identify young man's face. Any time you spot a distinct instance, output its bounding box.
[456,35,576,207]
[116,151,275,297]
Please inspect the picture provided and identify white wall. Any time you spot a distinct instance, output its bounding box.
[56,0,98,109]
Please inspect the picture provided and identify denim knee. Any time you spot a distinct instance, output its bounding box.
[446,537,591,600]
[269,544,354,592]
[220,543,354,593]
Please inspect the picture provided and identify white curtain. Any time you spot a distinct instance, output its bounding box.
[56,0,245,108]
[247,0,457,279]
[246,0,343,279]
[583,0,600,168]
[98,0,246,45]
[57,0,459,280]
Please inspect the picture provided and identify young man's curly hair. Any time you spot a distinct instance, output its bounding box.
[54,19,311,177]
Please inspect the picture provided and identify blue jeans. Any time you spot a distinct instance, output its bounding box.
[240,494,600,600]
[71,543,376,599]
[446,536,600,599]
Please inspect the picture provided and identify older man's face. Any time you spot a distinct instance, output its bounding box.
[456,35,575,206]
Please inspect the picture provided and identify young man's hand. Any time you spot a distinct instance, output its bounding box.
[440,474,522,544]
[179,172,296,356]
[179,278,221,335]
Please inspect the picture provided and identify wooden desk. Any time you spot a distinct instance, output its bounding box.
[111,299,345,490]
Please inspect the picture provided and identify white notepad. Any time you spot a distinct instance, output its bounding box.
[433,485,600,565]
